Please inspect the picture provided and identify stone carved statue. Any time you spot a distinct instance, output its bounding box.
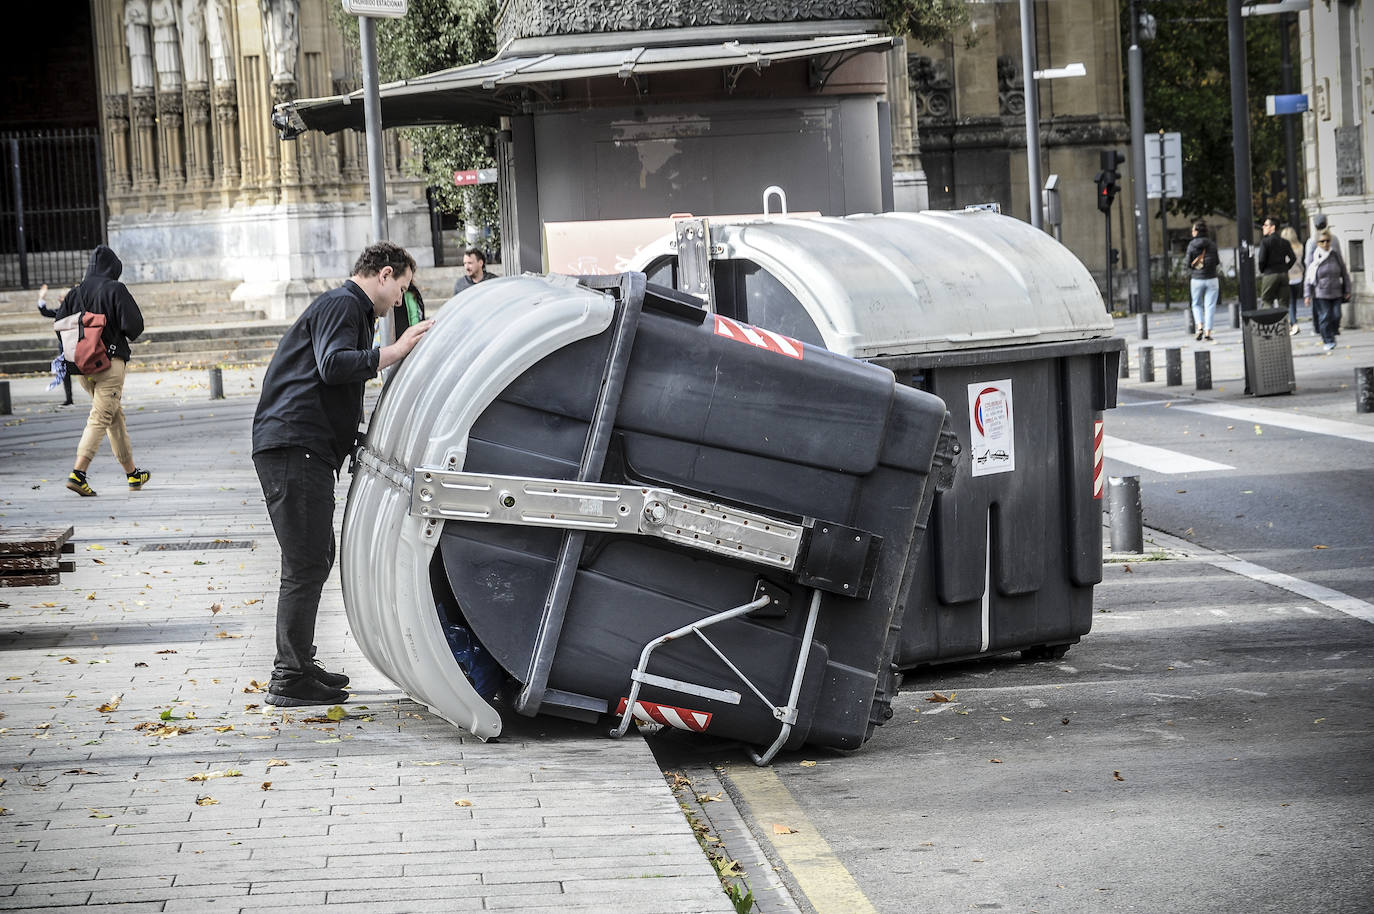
[260,0,300,85]
[124,0,154,92]
[205,0,235,85]
[151,0,182,90]
[179,0,207,86]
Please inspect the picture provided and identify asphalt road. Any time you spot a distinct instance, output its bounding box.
[1104,391,1374,602]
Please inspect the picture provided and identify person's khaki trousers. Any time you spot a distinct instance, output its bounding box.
[76,358,133,466]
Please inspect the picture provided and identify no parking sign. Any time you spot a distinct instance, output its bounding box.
[968,380,1016,477]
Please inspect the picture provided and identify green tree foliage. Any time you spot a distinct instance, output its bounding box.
[334,0,500,235]
[1129,0,1294,225]
[884,0,972,45]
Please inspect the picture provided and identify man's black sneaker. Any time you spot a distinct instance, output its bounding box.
[264,676,349,707]
[309,661,350,690]
[127,468,151,490]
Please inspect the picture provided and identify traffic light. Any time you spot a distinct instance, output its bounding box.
[1095,149,1125,213]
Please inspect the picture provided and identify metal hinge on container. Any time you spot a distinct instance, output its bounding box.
[407,468,880,596]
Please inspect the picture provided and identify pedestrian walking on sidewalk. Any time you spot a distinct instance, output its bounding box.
[52,246,151,497]
[1304,229,1351,353]
[1282,226,1304,335]
[252,242,434,707]
[1257,216,1297,308]
[1185,221,1220,341]
[36,283,75,406]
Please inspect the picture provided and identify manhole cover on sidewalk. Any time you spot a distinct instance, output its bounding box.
[137,540,255,552]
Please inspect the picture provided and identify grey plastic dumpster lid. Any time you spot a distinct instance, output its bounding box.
[635,211,1112,359]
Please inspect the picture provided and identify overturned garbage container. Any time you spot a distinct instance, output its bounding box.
[632,210,1124,669]
[341,272,956,762]
[1241,308,1296,396]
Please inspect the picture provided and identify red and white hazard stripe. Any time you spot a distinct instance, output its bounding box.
[1093,418,1105,500]
[616,698,713,732]
[713,315,804,360]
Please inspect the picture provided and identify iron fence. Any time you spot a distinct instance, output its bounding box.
[0,128,104,291]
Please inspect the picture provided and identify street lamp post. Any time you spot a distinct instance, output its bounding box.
[1128,0,1152,312]
[1019,0,1043,229]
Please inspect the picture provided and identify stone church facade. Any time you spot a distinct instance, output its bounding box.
[92,0,430,316]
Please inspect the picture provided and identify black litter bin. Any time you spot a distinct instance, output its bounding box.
[633,210,1125,669]
[1241,308,1296,396]
[341,272,956,761]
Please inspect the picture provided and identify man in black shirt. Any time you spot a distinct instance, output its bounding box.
[252,242,433,706]
[1257,216,1298,308]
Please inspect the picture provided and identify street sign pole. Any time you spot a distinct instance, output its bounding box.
[1019,0,1043,230]
[1280,13,1302,234]
[359,16,387,245]
[1228,0,1257,393]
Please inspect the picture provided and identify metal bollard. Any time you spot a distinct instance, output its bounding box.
[1138,345,1154,382]
[0,380,10,415]
[1165,347,1183,386]
[1108,475,1144,554]
[1195,351,1213,391]
[208,367,224,400]
[1119,347,1130,379]
[1357,367,1374,413]
[1138,313,1149,340]
[1230,301,1241,328]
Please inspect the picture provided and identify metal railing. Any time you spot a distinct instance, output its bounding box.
[0,128,104,291]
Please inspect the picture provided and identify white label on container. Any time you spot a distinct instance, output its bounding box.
[968,380,1016,477]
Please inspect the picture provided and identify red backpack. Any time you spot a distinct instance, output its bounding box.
[54,309,111,375]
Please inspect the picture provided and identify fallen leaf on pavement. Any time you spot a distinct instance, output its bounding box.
[325,706,347,722]
[1113,771,1125,782]
[772,824,797,835]
[799,760,817,768]
[266,759,289,768]
[214,631,241,639]
[58,657,77,664]
[210,603,222,615]
[212,725,234,733]
[242,680,266,693]
[97,695,123,713]
[454,799,473,807]
[1313,544,1329,550]
[194,796,218,806]
[1123,564,1133,573]
[990,758,1003,764]
[156,649,177,654]
[89,810,112,818]
[261,782,272,791]
[926,692,954,703]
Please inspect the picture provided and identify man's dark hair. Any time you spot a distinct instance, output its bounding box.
[464,247,487,264]
[1192,221,1208,237]
[1263,216,1278,228]
[352,241,416,279]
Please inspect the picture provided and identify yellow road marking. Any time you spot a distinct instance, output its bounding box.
[724,763,879,914]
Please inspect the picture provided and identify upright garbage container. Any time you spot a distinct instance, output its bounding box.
[1241,308,1296,396]
[341,272,956,761]
[632,210,1125,669]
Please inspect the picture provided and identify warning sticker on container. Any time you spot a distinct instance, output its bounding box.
[713,315,804,360]
[968,380,1016,477]
[616,698,713,732]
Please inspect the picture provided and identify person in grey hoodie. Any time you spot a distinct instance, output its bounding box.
[1304,229,1352,352]
[50,245,151,496]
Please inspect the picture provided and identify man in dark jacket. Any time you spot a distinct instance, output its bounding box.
[452,248,494,294]
[252,242,433,707]
[1257,216,1298,307]
[53,245,151,496]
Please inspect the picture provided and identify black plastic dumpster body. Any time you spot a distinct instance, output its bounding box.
[341,273,955,759]
[633,210,1125,669]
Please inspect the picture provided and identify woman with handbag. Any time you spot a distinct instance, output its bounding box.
[1184,221,1221,341]
[36,284,74,406]
[50,245,152,496]
[1304,229,1352,353]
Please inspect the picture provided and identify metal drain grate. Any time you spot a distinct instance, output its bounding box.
[137,540,255,552]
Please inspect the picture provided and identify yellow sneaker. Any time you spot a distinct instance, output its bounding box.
[127,468,151,490]
[66,472,97,497]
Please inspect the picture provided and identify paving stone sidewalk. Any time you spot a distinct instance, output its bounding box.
[0,367,733,913]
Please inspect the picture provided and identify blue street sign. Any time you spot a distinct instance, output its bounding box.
[1265,94,1309,116]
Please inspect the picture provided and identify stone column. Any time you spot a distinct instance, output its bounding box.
[335,78,363,184]
[130,91,159,192]
[273,81,301,188]
[104,93,132,194]
[213,83,240,190]
[184,86,213,189]
[157,90,186,188]
[887,39,929,212]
